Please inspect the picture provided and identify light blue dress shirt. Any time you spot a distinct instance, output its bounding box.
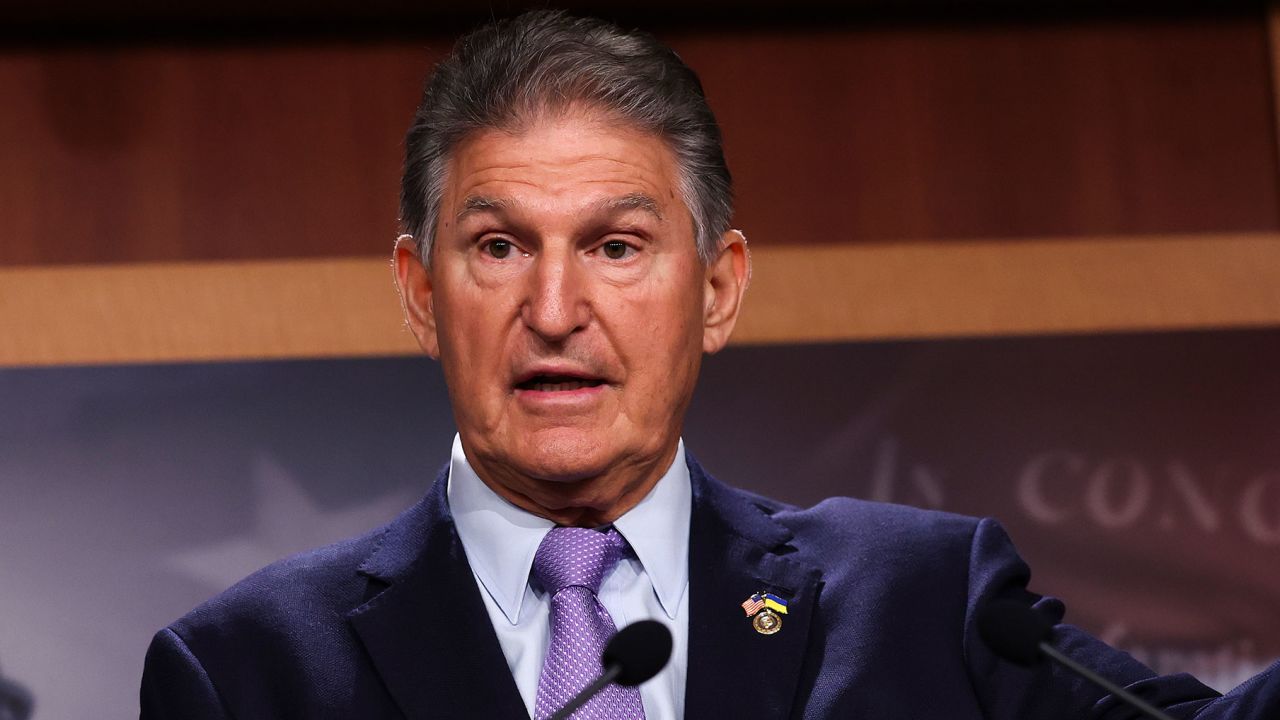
[446,434,690,719]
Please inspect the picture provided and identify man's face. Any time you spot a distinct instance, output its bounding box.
[395,109,745,520]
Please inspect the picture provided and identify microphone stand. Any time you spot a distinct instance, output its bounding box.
[1039,642,1176,720]
[547,664,622,720]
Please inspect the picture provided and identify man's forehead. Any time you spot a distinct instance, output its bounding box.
[455,192,665,222]
[445,114,680,199]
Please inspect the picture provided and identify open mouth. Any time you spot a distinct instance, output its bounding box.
[515,374,607,392]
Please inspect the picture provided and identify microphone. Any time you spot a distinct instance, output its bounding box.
[548,619,673,720]
[0,666,33,720]
[977,599,1176,720]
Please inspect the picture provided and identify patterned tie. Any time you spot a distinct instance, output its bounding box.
[531,526,646,720]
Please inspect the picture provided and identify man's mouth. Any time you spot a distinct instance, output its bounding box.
[515,374,607,392]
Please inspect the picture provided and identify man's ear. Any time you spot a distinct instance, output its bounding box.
[393,234,441,359]
[702,229,751,354]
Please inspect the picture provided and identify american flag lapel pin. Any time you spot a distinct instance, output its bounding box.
[741,591,788,635]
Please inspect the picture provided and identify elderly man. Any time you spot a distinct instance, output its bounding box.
[141,10,1278,720]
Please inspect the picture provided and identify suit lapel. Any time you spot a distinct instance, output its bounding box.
[346,471,528,719]
[684,458,822,720]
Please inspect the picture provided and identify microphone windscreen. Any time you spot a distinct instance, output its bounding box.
[602,620,673,687]
[977,598,1054,667]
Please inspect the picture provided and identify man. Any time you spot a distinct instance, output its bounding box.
[141,10,1278,719]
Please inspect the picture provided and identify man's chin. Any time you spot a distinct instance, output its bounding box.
[516,443,615,484]
[468,421,671,479]
[470,429,674,523]
[507,426,653,482]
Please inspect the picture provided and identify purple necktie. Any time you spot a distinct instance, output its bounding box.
[531,527,646,720]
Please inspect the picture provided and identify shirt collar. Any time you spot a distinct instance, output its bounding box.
[611,440,690,621]
[446,434,691,624]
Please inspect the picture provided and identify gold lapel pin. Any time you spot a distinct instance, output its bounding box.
[741,591,789,635]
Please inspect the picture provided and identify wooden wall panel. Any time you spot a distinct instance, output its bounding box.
[0,43,440,266]
[680,17,1280,244]
[1,15,1277,267]
[1272,4,1280,172]
[3,234,1278,367]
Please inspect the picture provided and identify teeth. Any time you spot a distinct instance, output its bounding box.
[533,380,587,392]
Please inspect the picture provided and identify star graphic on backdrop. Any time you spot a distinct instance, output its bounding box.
[165,453,419,591]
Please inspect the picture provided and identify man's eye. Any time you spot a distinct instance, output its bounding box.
[601,240,631,260]
[485,239,513,259]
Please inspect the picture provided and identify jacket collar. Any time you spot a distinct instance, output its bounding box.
[684,454,822,720]
[346,465,528,719]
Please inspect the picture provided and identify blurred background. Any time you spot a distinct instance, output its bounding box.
[1,1,1279,717]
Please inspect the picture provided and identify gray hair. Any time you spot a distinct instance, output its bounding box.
[399,10,733,265]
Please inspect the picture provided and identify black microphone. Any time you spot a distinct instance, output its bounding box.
[547,620,673,720]
[977,599,1176,720]
[0,666,33,720]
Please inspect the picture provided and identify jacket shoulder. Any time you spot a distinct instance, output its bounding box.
[771,496,986,594]
[777,496,980,548]
[165,467,449,642]
[167,524,386,643]
[144,478,450,717]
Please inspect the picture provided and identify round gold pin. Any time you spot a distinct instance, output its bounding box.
[752,608,782,635]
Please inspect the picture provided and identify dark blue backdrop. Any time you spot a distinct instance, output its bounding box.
[1,329,1277,718]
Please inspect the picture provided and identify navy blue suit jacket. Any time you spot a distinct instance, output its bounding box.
[141,456,1279,718]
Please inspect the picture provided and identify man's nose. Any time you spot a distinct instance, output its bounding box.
[520,252,590,342]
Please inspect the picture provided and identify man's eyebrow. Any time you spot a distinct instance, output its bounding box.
[598,193,664,221]
[456,195,509,221]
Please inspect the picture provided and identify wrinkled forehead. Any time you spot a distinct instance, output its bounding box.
[438,107,693,234]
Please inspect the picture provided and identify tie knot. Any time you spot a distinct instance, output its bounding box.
[532,526,627,596]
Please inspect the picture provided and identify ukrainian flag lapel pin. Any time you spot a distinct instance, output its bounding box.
[741,591,789,635]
